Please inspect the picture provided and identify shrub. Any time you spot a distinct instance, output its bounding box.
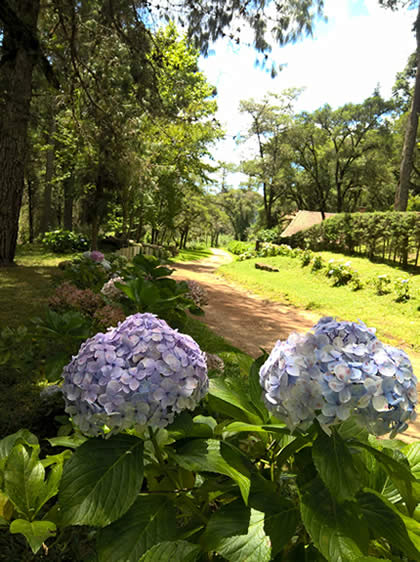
[62,254,110,291]
[311,255,324,272]
[300,249,313,267]
[326,260,357,287]
[185,280,209,308]
[394,277,411,302]
[42,229,89,253]
[49,282,104,315]
[227,240,255,255]
[372,274,392,295]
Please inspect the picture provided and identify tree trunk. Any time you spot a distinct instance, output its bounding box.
[27,178,34,243]
[63,176,74,231]
[40,102,56,233]
[395,3,420,211]
[0,0,41,265]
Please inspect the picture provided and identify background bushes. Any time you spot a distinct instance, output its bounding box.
[285,212,420,267]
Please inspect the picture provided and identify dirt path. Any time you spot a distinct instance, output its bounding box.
[173,248,420,443]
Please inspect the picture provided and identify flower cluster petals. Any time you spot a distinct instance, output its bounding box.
[62,313,208,436]
[101,276,126,300]
[259,317,417,437]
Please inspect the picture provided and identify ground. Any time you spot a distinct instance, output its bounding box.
[173,248,420,443]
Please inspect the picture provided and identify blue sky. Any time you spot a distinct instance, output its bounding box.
[198,0,416,187]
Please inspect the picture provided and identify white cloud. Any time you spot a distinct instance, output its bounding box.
[199,0,416,184]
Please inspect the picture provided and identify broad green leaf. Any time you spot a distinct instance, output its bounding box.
[0,429,39,463]
[0,491,13,521]
[139,540,200,562]
[248,354,269,423]
[358,489,420,561]
[352,440,417,513]
[337,418,369,442]
[47,434,87,449]
[167,412,213,439]
[300,478,368,562]
[312,430,362,502]
[4,444,45,519]
[401,513,420,552]
[202,499,250,548]
[249,475,298,556]
[215,508,271,562]
[222,421,288,435]
[96,495,176,562]
[10,519,56,554]
[59,434,144,527]
[276,435,310,467]
[208,378,262,424]
[403,442,420,479]
[173,439,251,503]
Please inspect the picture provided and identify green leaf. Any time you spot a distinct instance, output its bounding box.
[167,412,213,439]
[357,489,420,561]
[0,429,39,464]
[351,440,417,513]
[208,378,262,424]
[172,439,251,503]
[403,441,420,479]
[4,444,45,519]
[300,477,368,561]
[214,508,271,562]
[249,475,298,556]
[10,519,56,554]
[59,434,144,527]
[221,421,288,435]
[96,495,176,562]
[47,434,87,449]
[248,354,269,423]
[201,500,250,551]
[139,541,200,562]
[312,430,362,502]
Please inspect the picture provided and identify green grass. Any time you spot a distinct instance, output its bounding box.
[0,245,79,328]
[172,247,213,262]
[218,251,420,351]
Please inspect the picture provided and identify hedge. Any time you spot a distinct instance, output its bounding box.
[283,212,420,267]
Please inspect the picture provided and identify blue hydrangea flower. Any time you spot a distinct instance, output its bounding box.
[62,313,208,436]
[259,317,417,437]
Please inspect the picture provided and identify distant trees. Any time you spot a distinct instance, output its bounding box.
[379,0,420,210]
[239,93,397,223]
[0,0,325,265]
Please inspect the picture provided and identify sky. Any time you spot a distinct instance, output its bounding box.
[198,0,417,187]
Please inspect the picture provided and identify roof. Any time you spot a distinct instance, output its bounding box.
[280,210,336,238]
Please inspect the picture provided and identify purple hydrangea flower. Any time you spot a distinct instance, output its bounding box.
[62,313,208,436]
[259,317,417,437]
[83,251,111,270]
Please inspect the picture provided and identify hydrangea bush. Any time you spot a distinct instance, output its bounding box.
[259,317,417,437]
[101,276,126,300]
[62,313,208,435]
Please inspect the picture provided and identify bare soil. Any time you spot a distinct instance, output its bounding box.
[173,248,420,443]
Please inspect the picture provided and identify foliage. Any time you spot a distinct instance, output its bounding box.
[227,240,255,255]
[119,254,203,329]
[218,251,420,349]
[41,230,89,254]
[326,260,362,290]
[0,316,419,560]
[373,274,393,295]
[300,249,313,266]
[62,254,111,292]
[286,211,420,267]
[394,277,412,302]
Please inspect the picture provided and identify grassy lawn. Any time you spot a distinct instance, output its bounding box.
[218,251,420,351]
[0,245,80,328]
[171,247,213,262]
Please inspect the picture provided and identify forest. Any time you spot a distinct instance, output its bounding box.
[0,0,419,266]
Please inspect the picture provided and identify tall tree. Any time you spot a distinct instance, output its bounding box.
[239,91,299,228]
[285,95,395,214]
[0,0,324,265]
[380,0,420,210]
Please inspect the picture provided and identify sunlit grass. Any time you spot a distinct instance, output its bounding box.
[171,247,213,262]
[218,251,420,351]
